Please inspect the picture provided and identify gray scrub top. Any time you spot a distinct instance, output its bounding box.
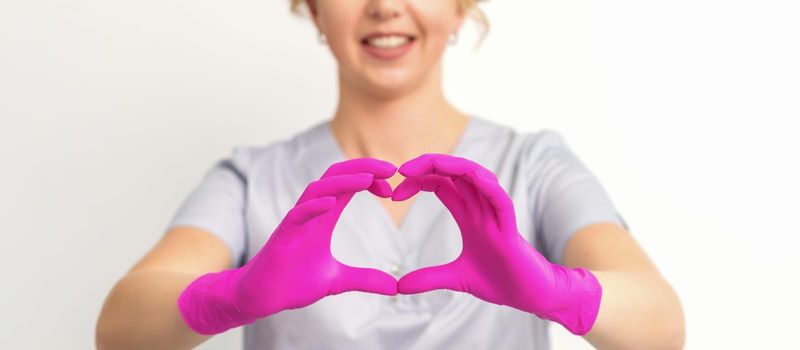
[166,115,628,349]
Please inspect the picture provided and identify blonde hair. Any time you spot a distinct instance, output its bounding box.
[289,0,490,50]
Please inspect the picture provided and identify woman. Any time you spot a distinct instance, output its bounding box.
[96,0,684,349]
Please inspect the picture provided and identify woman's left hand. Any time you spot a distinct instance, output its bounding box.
[392,154,603,335]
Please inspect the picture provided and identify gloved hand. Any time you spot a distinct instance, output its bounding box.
[392,154,602,335]
[177,158,399,335]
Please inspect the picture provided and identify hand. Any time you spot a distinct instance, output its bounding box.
[177,158,399,335]
[392,154,602,335]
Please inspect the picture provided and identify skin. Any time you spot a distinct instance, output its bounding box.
[95,1,685,349]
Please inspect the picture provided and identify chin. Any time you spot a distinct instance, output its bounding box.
[361,70,419,97]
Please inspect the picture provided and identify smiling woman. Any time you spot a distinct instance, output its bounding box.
[95,1,684,349]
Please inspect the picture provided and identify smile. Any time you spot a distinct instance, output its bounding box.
[361,35,416,60]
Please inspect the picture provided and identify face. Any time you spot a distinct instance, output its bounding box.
[307,0,466,97]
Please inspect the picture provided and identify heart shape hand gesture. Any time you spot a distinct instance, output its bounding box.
[178,155,602,336]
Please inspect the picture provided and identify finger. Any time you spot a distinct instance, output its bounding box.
[450,174,483,222]
[397,260,464,294]
[321,157,397,180]
[329,263,398,296]
[397,153,445,178]
[399,155,485,215]
[404,155,513,229]
[428,156,509,215]
[398,154,481,217]
[399,154,496,182]
[367,178,393,198]
[429,155,499,183]
[468,173,500,232]
[296,173,374,205]
[393,175,467,224]
[466,171,514,214]
[465,172,518,233]
[391,176,421,201]
[285,196,337,226]
[272,196,337,244]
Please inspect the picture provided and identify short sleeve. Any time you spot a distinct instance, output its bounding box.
[165,147,251,268]
[528,130,629,265]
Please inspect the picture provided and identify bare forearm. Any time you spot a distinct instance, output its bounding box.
[583,270,685,349]
[96,271,213,350]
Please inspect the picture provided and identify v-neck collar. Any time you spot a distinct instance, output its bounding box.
[302,114,479,236]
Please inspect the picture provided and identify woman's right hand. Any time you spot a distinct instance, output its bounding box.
[177,158,399,335]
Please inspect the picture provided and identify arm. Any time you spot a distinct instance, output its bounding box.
[95,226,233,350]
[563,221,685,349]
[97,158,400,349]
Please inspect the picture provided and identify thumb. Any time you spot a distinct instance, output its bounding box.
[398,261,464,295]
[329,264,398,296]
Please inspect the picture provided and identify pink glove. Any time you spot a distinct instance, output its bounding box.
[392,154,602,335]
[177,158,399,335]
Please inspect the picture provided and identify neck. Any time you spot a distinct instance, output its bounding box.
[330,63,470,166]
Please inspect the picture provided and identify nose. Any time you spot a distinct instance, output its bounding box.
[365,0,402,20]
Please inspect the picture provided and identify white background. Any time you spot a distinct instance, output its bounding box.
[1,0,798,349]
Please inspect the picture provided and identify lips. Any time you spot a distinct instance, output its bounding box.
[361,38,415,60]
[360,32,417,45]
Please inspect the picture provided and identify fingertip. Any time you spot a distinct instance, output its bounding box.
[397,270,433,295]
[334,266,399,296]
[348,174,372,192]
[397,162,416,177]
[398,262,463,295]
[368,179,393,198]
[380,162,399,178]
[398,154,434,177]
[366,158,398,179]
[373,273,399,296]
[397,275,423,295]
[391,178,421,201]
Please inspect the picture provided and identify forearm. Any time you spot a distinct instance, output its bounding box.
[96,271,213,350]
[582,270,685,349]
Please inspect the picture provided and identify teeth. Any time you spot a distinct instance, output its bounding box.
[366,35,410,49]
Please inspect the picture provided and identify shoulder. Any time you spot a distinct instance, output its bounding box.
[216,142,287,181]
[495,125,575,174]
[520,128,572,161]
[517,128,588,179]
[465,116,582,183]
[471,116,569,155]
[219,120,326,178]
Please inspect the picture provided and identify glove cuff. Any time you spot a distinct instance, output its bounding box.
[535,266,603,335]
[177,268,259,335]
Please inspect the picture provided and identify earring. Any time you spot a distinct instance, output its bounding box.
[448,31,459,46]
[318,31,327,45]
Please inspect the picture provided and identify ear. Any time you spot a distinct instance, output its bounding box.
[453,1,468,32]
[305,0,317,16]
[306,0,321,32]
